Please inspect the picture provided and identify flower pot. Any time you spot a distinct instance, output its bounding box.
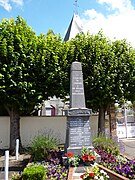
[83,161,95,166]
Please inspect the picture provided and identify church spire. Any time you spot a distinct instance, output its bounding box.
[63,0,83,41]
[63,14,83,41]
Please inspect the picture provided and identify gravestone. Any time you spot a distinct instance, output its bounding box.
[65,61,92,154]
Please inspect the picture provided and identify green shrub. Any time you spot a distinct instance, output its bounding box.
[22,164,46,180]
[31,134,58,161]
[92,135,120,156]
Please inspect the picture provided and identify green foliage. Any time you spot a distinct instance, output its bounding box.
[0,16,67,150]
[22,164,46,180]
[35,31,69,100]
[71,31,134,106]
[81,146,90,155]
[66,31,135,133]
[0,16,38,111]
[0,17,67,115]
[67,155,80,167]
[111,39,135,102]
[92,135,120,156]
[31,134,58,162]
[69,32,116,109]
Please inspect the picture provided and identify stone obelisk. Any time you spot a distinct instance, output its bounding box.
[65,61,92,154]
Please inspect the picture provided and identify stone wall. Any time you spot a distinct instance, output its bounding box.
[0,115,101,149]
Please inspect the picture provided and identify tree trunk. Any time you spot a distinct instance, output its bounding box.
[109,104,116,138]
[98,105,106,135]
[5,105,22,154]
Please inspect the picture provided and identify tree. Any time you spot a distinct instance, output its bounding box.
[111,39,135,127]
[66,32,135,133]
[111,39,135,103]
[0,17,66,152]
[0,16,38,152]
[66,32,115,132]
[35,31,70,100]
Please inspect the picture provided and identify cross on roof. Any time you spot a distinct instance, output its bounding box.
[74,0,79,14]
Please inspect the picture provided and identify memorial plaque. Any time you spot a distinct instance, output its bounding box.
[66,116,92,152]
[70,117,90,146]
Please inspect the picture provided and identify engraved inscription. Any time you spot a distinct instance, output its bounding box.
[72,75,84,95]
[68,117,91,147]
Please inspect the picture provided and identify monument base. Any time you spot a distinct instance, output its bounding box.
[66,146,94,155]
[65,109,92,155]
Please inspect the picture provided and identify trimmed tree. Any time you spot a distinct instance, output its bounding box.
[111,39,135,103]
[0,17,66,152]
[0,16,38,152]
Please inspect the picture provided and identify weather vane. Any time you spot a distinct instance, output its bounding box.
[74,0,79,14]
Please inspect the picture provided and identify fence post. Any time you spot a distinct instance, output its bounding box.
[124,104,128,138]
[4,150,9,180]
[16,139,19,160]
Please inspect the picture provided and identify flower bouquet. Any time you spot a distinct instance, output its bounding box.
[81,147,96,166]
[80,163,109,180]
[64,147,98,167]
[64,152,80,167]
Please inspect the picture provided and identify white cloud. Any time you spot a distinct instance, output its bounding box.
[0,0,12,11]
[12,0,23,6]
[98,0,133,13]
[0,0,23,11]
[81,0,135,47]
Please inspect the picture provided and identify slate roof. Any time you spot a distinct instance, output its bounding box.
[64,14,83,41]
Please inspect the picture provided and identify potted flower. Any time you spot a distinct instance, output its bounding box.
[80,163,109,180]
[64,152,80,167]
[64,147,97,167]
[81,147,96,166]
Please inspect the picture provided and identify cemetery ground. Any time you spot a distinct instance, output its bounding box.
[0,137,135,180]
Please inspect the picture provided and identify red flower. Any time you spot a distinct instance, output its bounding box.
[89,172,94,177]
[88,155,96,161]
[80,174,84,178]
[81,154,96,162]
[81,154,89,162]
[64,153,67,157]
[64,152,74,158]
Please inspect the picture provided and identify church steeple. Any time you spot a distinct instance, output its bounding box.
[64,14,83,41]
[64,0,83,41]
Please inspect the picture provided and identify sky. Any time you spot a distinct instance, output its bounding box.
[0,0,135,47]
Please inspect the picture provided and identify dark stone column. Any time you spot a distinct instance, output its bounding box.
[65,62,92,154]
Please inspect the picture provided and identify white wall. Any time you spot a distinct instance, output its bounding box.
[0,117,10,149]
[0,115,98,149]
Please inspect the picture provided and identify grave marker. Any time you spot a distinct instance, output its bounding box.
[65,61,92,154]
